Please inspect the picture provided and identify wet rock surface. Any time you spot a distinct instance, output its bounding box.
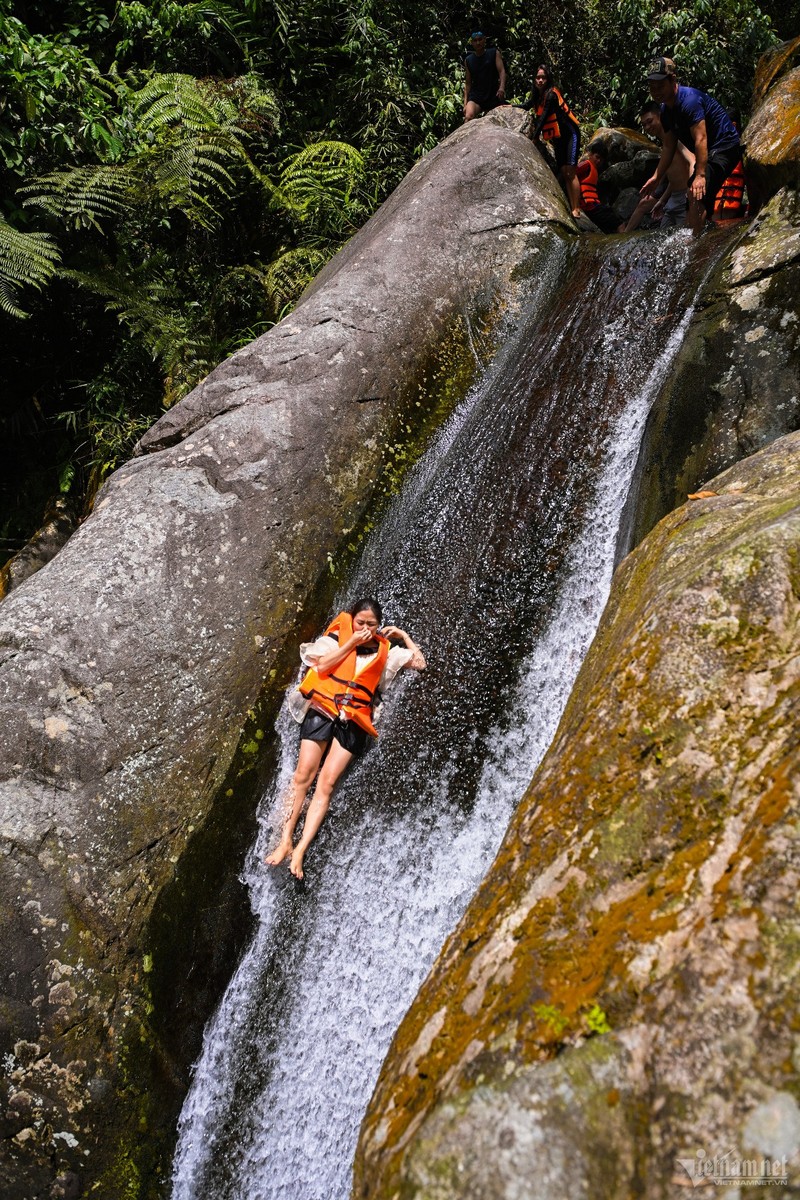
[355,430,800,1200]
[0,110,569,1198]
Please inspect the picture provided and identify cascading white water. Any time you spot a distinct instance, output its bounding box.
[171,228,724,1200]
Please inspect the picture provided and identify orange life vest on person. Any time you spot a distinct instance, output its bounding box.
[713,157,746,217]
[535,87,580,141]
[578,158,600,209]
[299,611,389,738]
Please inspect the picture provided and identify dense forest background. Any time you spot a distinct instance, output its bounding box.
[0,0,793,562]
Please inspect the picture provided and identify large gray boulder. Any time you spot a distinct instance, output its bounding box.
[355,430,800,1200]
[0,109,571,1198]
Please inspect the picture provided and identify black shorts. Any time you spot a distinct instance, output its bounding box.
[694,143,743,216]
[299,707,369,756]
[468,91,503,112]
[553,125,580,169]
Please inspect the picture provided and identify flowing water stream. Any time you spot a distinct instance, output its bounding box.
[170,227,728,1200]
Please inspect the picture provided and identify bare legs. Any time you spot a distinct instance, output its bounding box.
[264,737,355,880]
[463,100,482,122]
[561,164,582,217]
[264,738,325,868]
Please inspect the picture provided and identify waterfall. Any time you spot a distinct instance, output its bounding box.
[170,228,727,1200]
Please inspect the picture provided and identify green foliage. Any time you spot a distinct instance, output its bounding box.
[533,1003,570,1038]
[0,6,123,177]
[593,0,780,124]
[0,0,784,559]
[0,214,60,316]
[279,140,366,226]
[261,247,328,316]
[115,0,260,73]
[585,1003,612,1035]
[21,164,134,230]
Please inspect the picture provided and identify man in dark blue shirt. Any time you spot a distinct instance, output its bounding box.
[463,31,507,122]
[639,56,742,236]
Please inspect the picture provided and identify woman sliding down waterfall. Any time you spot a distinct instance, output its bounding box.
[264,597,426,879]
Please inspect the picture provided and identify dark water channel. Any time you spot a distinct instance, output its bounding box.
[170,227,728,1200]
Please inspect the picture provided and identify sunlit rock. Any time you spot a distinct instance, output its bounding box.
[746,45,800,203]
[752,34,800,107]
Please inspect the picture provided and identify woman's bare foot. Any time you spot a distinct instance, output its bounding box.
[264,836,292,866]
[289,845,307,880]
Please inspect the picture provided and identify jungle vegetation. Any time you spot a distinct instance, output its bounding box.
[0,0,788,559]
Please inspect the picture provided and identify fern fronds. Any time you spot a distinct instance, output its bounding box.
[279,141,366,214]
[20,165,137,231]
[0,216,61,318]
[133,73,231,136]
[263,246,328,315]
[130,73,284,221]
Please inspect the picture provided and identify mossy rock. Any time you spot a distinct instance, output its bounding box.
[356,431,800,1199]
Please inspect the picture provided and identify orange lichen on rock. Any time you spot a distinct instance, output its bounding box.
[354,431,800,1200]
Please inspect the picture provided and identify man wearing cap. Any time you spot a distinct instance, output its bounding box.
[463,31,507,122]
[639,56,741,236]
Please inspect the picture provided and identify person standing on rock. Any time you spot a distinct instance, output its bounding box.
[463,31,507,121]
[523,64,582,218]
[639,56,741,237]
[265,598,426,880]
[624,101,695,231]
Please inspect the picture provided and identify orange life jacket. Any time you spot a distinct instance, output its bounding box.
[535,87,580,141]
[578,158,600,209]
[713,157,746,216]
[299,611,389,738]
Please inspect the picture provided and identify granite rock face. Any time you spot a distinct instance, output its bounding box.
[746,64,800,201]
[0,501,77,598]
[355,430,800,1200]
[751,35,800,106]
[0,109,570,1198]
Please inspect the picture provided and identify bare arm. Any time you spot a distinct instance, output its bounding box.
[381,626,426,671]
[640,131,677,197]
[312,628,373,675]
[495,51,506,98]
[689,119,708,202]
[463,64,472,109]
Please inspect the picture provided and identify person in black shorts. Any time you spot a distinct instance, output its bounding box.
[265,597,426,879]
[523,65,582,217]
[639,56,742,236]
[463,31,507,122]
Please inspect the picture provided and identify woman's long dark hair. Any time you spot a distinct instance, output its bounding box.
[348,596,383,623]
